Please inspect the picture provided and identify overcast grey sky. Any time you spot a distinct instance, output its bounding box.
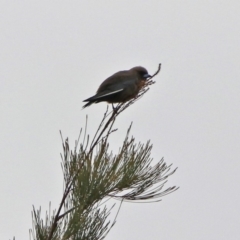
[1,1,240,239]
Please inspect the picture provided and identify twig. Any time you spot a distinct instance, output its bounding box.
[47,180,72,240]
[88,108,119,154]
[90,106,109,149]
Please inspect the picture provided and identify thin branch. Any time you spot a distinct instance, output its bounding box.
[82,115,88,148]
[47,177,72,240]
[88,109,118,154]
[90,106,109,149]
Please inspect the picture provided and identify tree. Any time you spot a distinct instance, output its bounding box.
[29,64,178,240]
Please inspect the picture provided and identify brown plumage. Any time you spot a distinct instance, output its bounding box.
[83,66,151,108]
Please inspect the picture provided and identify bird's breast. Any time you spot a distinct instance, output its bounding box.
[137,79,146,90]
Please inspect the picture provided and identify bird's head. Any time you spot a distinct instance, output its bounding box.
[130,66,152,80]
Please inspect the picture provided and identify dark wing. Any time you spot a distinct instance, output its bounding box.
[97,70,137,93]
[83,88,124,102]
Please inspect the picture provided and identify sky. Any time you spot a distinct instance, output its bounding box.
[1,1,240,239]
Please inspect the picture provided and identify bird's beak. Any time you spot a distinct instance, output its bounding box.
[143,73,152,79]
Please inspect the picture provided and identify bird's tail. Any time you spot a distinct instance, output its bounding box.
[82,101,93,109]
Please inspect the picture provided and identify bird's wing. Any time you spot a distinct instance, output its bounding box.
[91,88,124,100]
[83,70,137,103]
[97,71,137,92]
[83,88,124,102]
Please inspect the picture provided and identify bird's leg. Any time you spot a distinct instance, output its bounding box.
[112,103,116,111]
[111,103,120,113]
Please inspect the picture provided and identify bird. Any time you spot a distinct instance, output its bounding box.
[82,66,152,108]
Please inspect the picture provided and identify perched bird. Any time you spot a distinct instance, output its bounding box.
[83,66,151,108]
